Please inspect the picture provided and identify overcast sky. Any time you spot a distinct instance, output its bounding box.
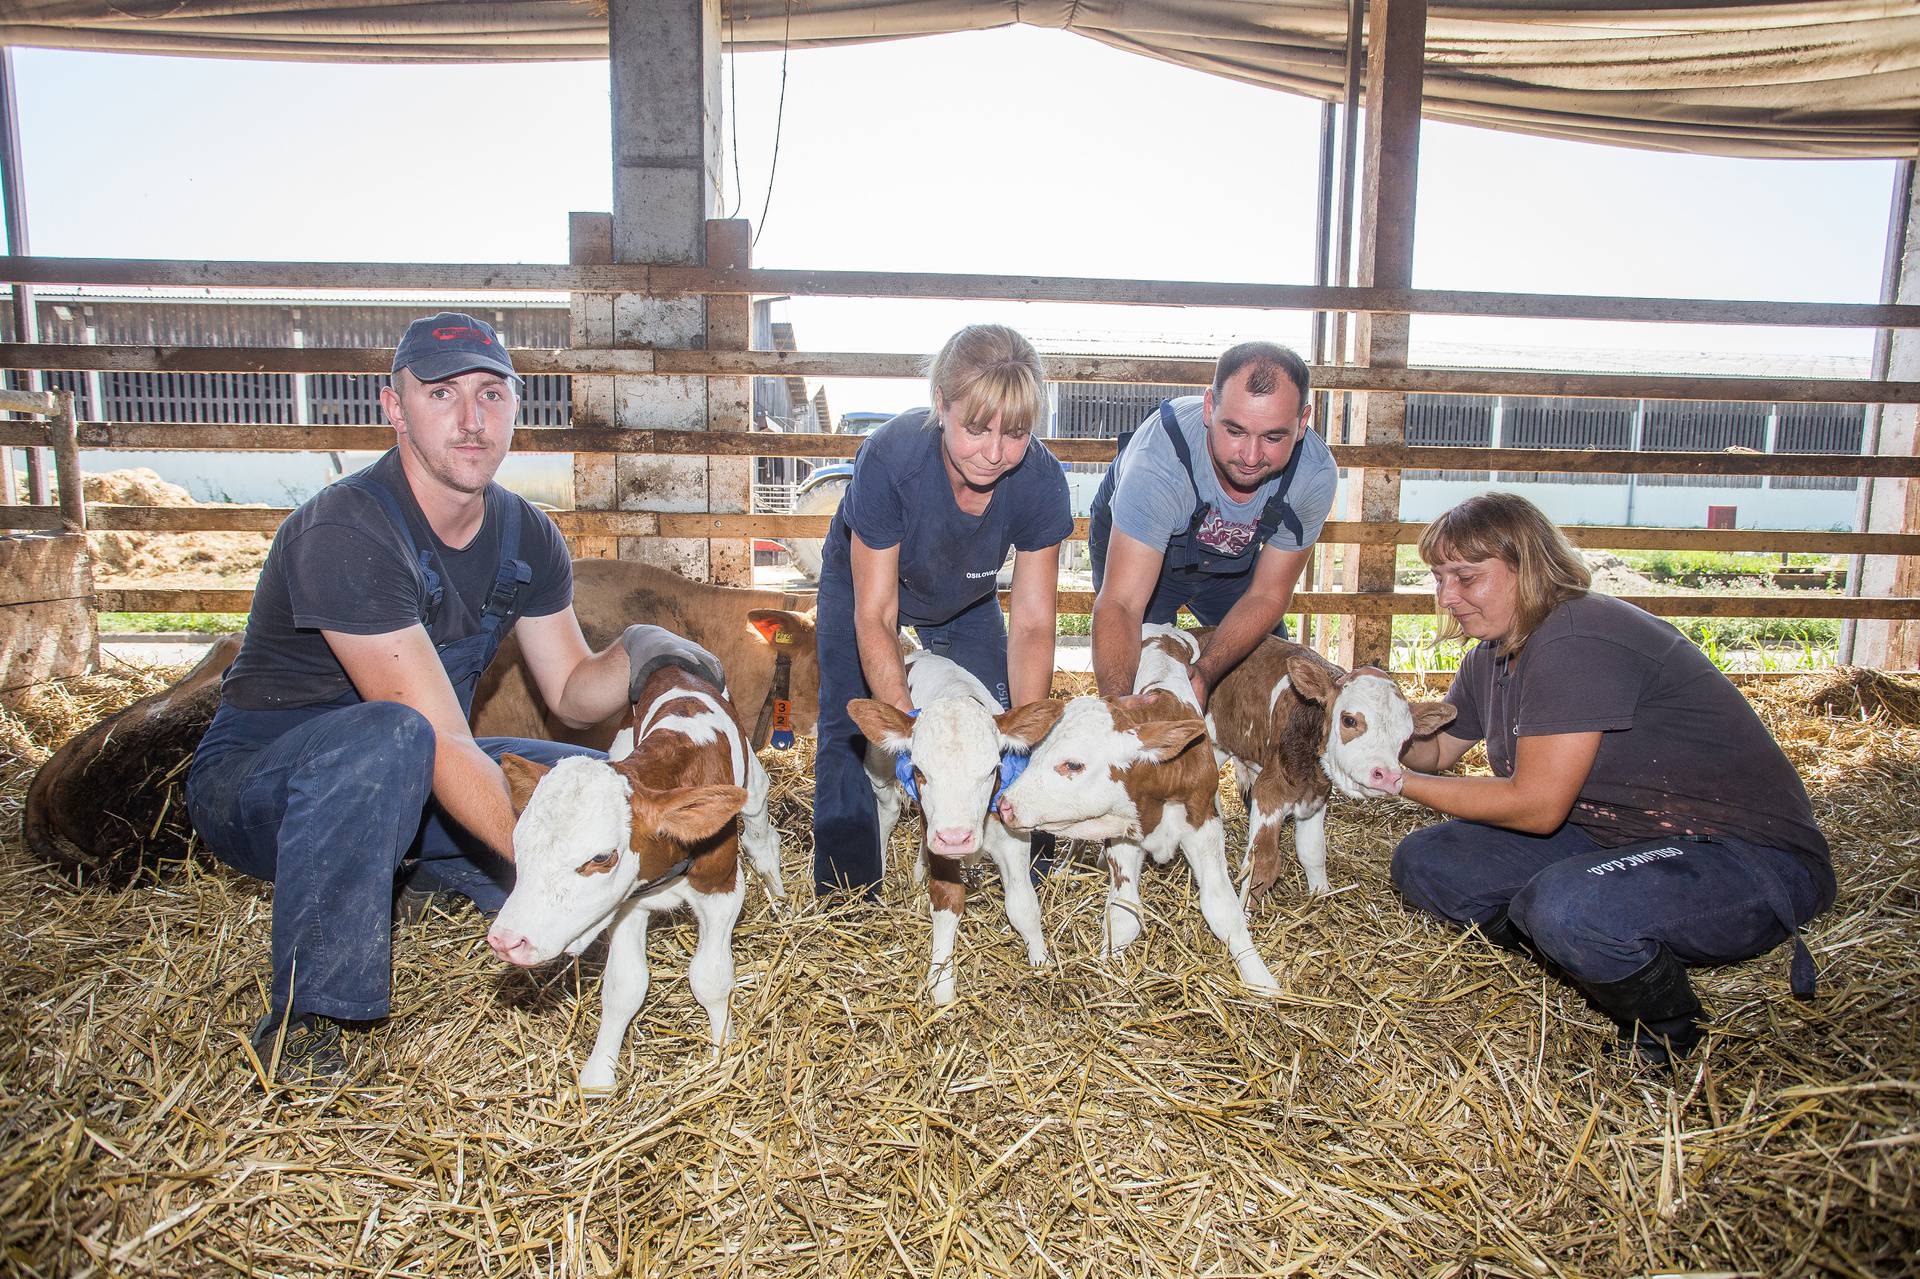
[11,27,1899,416]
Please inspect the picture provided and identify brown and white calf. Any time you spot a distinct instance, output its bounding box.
[849,651,1052,1005]
[486,665,784,1093]
[994,689,1281,996]
[1204,636,1455,900]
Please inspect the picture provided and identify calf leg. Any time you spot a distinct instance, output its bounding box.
[740,753,786,901]
[1181,817,1281,996]
[583,901,652,1093]
[1293,802,1331,896]
[687,879,747,1054]
[982,821,1049,967]
[926,853,966,1006]
[1103,840,1148,957]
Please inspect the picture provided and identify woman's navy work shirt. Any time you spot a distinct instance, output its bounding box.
[831,407,1073,628]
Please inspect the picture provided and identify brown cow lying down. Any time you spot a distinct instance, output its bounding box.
[23,559,819,881]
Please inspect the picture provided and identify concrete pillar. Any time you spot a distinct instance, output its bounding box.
[1848,157,1919,668]
[572,0,748,583]
[1337,0,1426,670]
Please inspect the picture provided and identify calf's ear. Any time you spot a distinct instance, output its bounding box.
[747,608,813,647]
[848,698,916,754]
[638,784,750,844]
[1134,717,1207,762]
[1411,701,1458,737]
[499,754,551,816]
[1286,653,1340,704]
[995,698,1066,750]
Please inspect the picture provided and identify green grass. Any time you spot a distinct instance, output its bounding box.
[98,612,245,634]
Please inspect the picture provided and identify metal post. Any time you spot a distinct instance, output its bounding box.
[0,47,47,505]
[1841,155,1915,665]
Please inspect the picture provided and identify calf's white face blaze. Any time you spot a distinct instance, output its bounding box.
[996,696,1204,841]
[1281,653,1455,800]
[489,754,746,965]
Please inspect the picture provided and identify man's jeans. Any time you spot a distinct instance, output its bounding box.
[1390,819,1833,985]
[186,700,601,1022]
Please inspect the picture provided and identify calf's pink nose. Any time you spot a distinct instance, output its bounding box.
[930,827,977,856]
[997,797,1018,826]
[1369,766,1403,791]
[487,928,534,966]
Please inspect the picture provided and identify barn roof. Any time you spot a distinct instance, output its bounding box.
[4,2,1916,160]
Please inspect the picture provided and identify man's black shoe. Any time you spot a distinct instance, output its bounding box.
[250,1011,349,1084]
[1578,947,1705,1070]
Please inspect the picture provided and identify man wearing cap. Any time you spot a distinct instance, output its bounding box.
[186,312,668,1085]
[1088,342,1339,705]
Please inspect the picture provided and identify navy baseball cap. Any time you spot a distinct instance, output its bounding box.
[391,312,520,384]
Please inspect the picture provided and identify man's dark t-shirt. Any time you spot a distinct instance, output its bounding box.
[1444,593,1830,871]
[220,449,572,711]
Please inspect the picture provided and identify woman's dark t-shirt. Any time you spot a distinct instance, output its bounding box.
[830,408,1073,627]
[1444,593,1830,871]
[220,449,572,710]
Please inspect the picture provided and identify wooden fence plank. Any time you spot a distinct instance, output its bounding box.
[38,422,1920,477]
[0,385,56,415]
[0,533,88,606]
[19,505,1920,555]
[93,585,1920,622]
[8,343,1913,405]
[0,597,94,694]
[9,256,1915,329]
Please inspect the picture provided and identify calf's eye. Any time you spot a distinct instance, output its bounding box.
[577,850,619,875]
[1341,713,1358,729]
[1056,759,1085,777]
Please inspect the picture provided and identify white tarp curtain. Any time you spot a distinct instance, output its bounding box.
[4,2,1918,158]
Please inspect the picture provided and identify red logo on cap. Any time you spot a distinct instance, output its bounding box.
[432,326,491,345]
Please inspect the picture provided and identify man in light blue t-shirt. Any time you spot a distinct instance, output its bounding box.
[1087,342,1338,707]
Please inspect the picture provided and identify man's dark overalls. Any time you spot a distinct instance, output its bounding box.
[185,473,600,1025]
[1089,399,1306,634]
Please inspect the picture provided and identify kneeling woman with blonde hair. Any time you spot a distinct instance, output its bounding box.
[1386,493,1834,1066]
[811,324,1072,897]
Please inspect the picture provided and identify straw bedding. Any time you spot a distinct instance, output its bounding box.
[1,666,1914,1277]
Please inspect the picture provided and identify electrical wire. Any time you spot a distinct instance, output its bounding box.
[751,0,792,249]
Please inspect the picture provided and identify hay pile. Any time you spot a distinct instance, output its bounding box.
[2,669,1915,1276]
[85,469,273,587]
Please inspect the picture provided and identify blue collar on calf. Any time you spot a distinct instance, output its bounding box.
[993,750,1028,808]
[889,708,1028,814]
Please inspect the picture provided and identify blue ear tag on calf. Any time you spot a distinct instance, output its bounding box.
[993,749,1029,807]
[890,709,922,802]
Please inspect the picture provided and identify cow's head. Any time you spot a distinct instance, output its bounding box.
[746,608,821,737]
[1285,657,1455,798]
[995,692,1206,841]
[850,696,1063,860]
[485,754,747,966]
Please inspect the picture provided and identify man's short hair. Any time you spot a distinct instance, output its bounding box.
[1211,342,1310,408]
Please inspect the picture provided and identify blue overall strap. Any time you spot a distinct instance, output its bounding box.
[1158,399,1305,546]
[478,494,532,640]
[339,473,443,628]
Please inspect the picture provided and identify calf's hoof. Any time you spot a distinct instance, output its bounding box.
[579,1060,617,1095]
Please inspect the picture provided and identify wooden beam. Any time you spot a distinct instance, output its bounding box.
[93,583,1920,622]
[9,343,1913,405]
[4,256,1917,329]
[38,422,1920,477]
[0,384,54,414]
[25,505,1920,555]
